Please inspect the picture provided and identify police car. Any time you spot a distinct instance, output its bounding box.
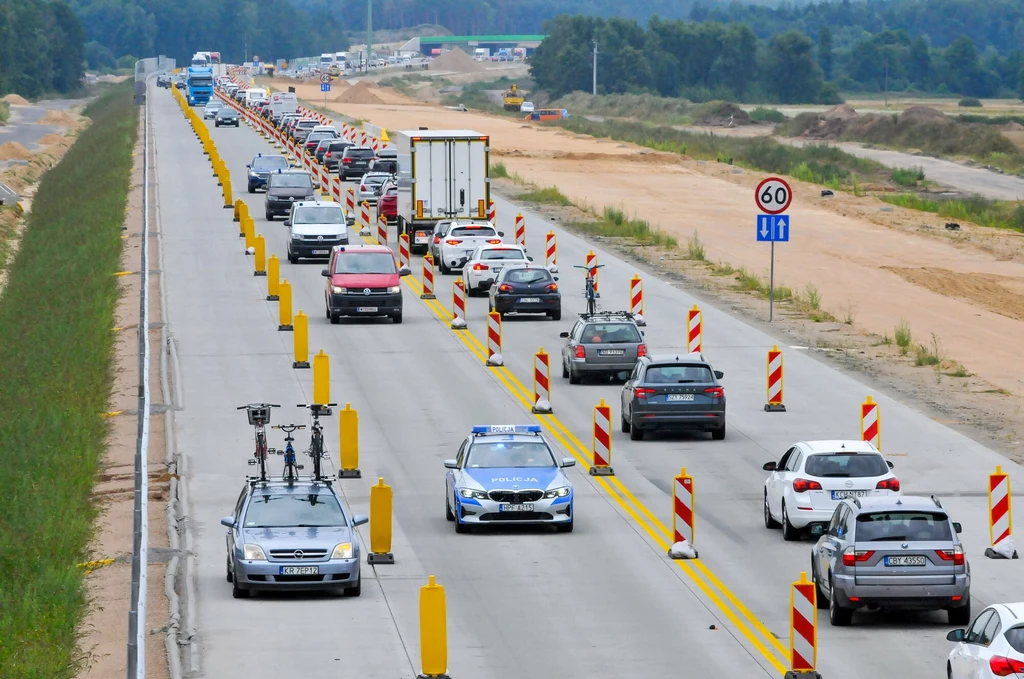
[444,425,576,532]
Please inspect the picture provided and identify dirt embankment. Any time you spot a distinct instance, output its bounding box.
[2,94,30,105]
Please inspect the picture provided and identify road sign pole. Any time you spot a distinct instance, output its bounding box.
[769,239,775,322]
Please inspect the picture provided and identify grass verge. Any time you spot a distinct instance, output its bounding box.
[516,186,572,206]
[878,193,1024,231]
[490,161,509,178]
[568,206,677,247]
[0,83,135,677]
[0,100,9,125]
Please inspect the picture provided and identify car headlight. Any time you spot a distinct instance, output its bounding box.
[459,488,488,500]
[332,286,347,294]
[243,543,266,560]
[387,285,401,293]
[331,542,353,559]
[544,487,571,499]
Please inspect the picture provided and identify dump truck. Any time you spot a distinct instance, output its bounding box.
[502,83,524,111]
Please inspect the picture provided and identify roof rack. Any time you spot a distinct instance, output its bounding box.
[578,310,637,321]
[931,495,943,508]
[852,497,862,509]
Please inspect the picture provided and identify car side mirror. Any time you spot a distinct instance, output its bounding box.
[561,457,576,468]
[953,522,962,534]
[886,460,894,469]
[399,266,411,276]
[321,269,330,277]
[946,629,966,642]
[220,516,235,528]
[246,164,251,168]
[527,256,534,261]
[810,524,825,536]
[352,514,369,527]
[548,265,558,273]
[559,331,569,338]
[497,231,504,237]
[762,461,777,471]
[443,459,458,469]
[283,219,291,226]
[714,370,724,379]
[553,277,559,281]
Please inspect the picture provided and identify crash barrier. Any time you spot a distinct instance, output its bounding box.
[377,213,388,246]
[486,311,504,366]
[788,572,818,677]
[292,311,310,369]
[451,279,467,329]
[669,468,697,559]
[313,349,330,404]
[987,466,1018,559]
[860,396,879,450]
[488,200,496,224]
[419,576,450,679]
[629,275,645,326]
[278,279,293,331]
[421,255,436,300]
[399,233,411,270]
[515,213,526,249]
[687,305,703,353]
[532,348,552,414]
[368,478,395,564]
[765,345,786,412]
[589,399,613,476]
[545,231,557,268]
[254,234,267,275]
[338,403,361,479]
[360,201,372,236]
[586,250,599,294]
[267,255,280,301]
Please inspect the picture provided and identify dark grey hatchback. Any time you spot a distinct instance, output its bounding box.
[620,353,726,441]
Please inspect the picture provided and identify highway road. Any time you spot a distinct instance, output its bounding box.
[153,84,1024,678]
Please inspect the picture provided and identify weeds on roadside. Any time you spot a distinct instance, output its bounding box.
[516,186,572,206]
[687,230,706,261]
[568,206,677,247]
[735,266,764,292]
[490,161,509,178]
[891,166,925,187]
[880,193,1024,232]
[914,333,943,366]
[894,318,912,355]
[803,283,822,310]
[944,363,972,377]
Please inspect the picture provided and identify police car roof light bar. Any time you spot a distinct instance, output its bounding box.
[471,424,542,435]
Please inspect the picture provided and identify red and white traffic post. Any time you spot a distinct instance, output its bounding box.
[629,274,645,326]
[669,468,697,559]
[860,396,880,450]
[532,348,552,414]
[514,213,526,249]
[585,250,598,294]
[687,305,703,353]
[486,310,503,366]
[377,213,388,246]
[451,279,467,329]
[589,399,613,476]
[346,186,356,214]
[765,344,786,412]
[420,254,436,300]
[986,465,1018,559]
[488,200,496,224]
[398,233,411,271]
[359,201,372,236]
[545,231,557,269]
[360,130,368,147]
[786,572,820,679]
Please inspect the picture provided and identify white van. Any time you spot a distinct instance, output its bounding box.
[268,92,298,119]
[244,88,268,108]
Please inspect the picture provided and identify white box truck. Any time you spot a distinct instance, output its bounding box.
[268,91,297,119]
[395,130,490,254]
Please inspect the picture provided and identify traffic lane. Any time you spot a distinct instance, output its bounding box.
[204,112,782,678]
[153,89,418,678]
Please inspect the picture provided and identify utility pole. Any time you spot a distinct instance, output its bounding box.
[592,39,598,96]
[884,59,889,108]
[244,34,248,63]
[366,0,372,74]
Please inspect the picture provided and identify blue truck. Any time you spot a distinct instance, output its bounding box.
[186,66,214,106]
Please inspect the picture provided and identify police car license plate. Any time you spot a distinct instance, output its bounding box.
[599,349,625,356]
[499,503,534,512]
[831,490,868,500]
[884,556,927,567]
[357,306,378,313]
[312,249,329,255]
[518,297,540,303]
[667,394,695,402]
[280,566,319,575]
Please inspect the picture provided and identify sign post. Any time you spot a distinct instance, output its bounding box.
[320,74,331,108]
[754,176,793,322]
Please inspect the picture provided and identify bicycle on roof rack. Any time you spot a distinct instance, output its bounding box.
[237,403,280,482]
[298,402,337,480]
[270,424,306,480]
[573,263,605,315]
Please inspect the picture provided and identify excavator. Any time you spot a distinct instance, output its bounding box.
[502,83,524,111]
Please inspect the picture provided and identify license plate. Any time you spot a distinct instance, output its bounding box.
[518,297,540,303]
[464,249,474,256]
[667,393,695,402]
[415,234,429,243]
[356,306,378,312]
[598,349,625,356]
[884,556,927,567]
[499,503,534,512]
[280,566,319,575]
[831,490,869,500]
[311,249,329,255]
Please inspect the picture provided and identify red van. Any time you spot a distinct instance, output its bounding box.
[321,244,411,324]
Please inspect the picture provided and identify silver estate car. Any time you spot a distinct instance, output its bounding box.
[560,311,646,384]
[811,495,970,626]
[221,480,368,598]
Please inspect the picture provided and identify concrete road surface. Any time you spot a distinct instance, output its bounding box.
[152,83,1024,679]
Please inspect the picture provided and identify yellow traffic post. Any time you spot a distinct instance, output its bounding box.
[243,216,255,252]
[222,178,233,209]
[418,576,449,678]
[312,349,330,404]
[368,478,394,564]
[266,255,280,301]
[337,403,361,478]
[253,234,267,275]
[233,198,243,222]
[292,311,310,368]
[238,202,249,235]
[278,279,293,330]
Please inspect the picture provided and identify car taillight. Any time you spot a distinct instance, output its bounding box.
[487,239,502,244]
[990,656,1024,676]
[792,478,823,493]
[498,284,513,292]
[935,546,965,566]
[636,343,647,358]
[574,346,585,359]
[472,263,488,271]
[433,236,441,244]
[446,239,462,245]
[635,387,656,399]
[325,151,331,158]
[544,283,558,291]
[343,158,352,163]
[841,547,875,566]
[875,478,900,491]
[704,386,724,398]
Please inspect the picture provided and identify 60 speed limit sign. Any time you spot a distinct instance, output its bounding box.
[755,177,792,215]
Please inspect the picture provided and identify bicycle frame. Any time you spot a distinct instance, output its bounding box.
[574,264,604,315]
[272,424,305,480]
[238,403,280,481]
[298,403,336,480]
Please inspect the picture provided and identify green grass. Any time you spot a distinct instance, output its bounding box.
[914,333,943,366]
[748,106,786,124]
[516,186,572,206]
[802,283,822,310]
[686,230,706,261]
[490,161,510,178]
[879,193,1024,231]
[735,266,764,292]
[891,166,925,187]
[958,97,983,108]
[894,318,913,356]
[551,91,695,124]
[0,100,9,125]
[0,83,136,678]
[569,206,677,247]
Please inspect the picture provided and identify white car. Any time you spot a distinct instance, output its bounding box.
[437,222,504,274]
[311,125,337,136]
[521,102,535,113]
[762,440,898,540]
[947,603,1024,678]
[463,244,532,294]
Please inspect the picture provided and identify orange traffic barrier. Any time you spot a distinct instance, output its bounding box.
[589,399,613,476]
[765,345,785,412]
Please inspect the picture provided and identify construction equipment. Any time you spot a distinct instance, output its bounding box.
[503,83,524,111]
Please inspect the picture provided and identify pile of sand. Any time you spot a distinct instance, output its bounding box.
[0,142,34,161]
[36,109,81,126]
[2,94,29,105]
[694,102,751,127]
[429,49,485,73]
[38,133,69,145]
[333,81,384,105]
[900,105,953,125]
[1004,121,1024,131]
[823,104,858,121]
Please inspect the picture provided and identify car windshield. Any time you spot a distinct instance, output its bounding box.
[242,493,346,528]
[855,511,953,542]
[644,364,712,383]
[466,441,555,468]
[362,175,387,186]
[297,121,317,128]
[271,174,312,189]
[294,207,344,224]
[805,453,888,477]
[504,268,551,284]
[333,252,395,274]
[307,133,332,143]
[482,249,526,261]
[218,110,236,117]
[329,142,350,151]
[451,226,497,238]
[252,156,288,171]
[581,323,641,344]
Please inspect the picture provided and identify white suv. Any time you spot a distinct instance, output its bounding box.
[463,244,535,294]
[285,201,350,263]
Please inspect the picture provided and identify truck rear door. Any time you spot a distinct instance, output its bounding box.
[418,138,487,220]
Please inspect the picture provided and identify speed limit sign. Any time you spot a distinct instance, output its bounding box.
[755,177,792,215]
[320,73,331,83]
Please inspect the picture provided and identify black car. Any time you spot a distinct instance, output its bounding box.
[488,265,561,320]
[215,108,240,127]
[368,157,397,174]
[338,147,375,180]
[246,154,290,193]
[157,75,171,88]
[620,354,726,441]
[174,80,186,90]
[264,170,317,220]
[323,141,353,171]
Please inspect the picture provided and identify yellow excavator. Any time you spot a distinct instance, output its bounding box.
[503,83,524,111]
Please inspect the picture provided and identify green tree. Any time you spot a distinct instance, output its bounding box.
[906,36,932,88]
[943,35,979,94]
[817,26,833,79]
[49,1,85,92]
[763,30,823,103]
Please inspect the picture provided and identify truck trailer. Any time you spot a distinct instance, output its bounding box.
[395,129,490,254]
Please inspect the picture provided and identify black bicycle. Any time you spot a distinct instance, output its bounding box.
[298,403,336,480]
[573,263,605,315]
[271,424,306,480]
[237,403,280,480]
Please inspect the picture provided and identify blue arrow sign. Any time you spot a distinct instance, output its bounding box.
[320,83,331,93]
[756,214,791,242]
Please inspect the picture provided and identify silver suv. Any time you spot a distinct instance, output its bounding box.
[559,311,646,384]
[811,495,970,626]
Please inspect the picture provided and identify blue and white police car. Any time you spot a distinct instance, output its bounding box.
[445,425,577,532]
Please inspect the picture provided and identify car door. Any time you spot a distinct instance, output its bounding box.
[769,447,796,516]
[447,439,469,499]
[228,486,249,559]
[779,450,803,511]
[817,504,849,591]
[562,320,582,366]
[622,362,644,418]
[953,609,995,678]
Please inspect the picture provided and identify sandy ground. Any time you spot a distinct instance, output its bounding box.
[278,78,1024,456]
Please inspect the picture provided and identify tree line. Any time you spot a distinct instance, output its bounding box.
[529,15,1024,104]
[0,0,85,98]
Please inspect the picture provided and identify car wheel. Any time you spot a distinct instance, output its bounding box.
[948,599,971,626]
[711,423,726,440]
[454,500,468,533]
[548,309,562,321]
[445,493,455,521]
[247,184,256,194]
[266,211,274,221]
[557,517,574,533]
[781,502,800,541]
[629,421,643,441]
[344,575,362,597]
[828,578,853,626]
[562,361,569,379]
[330,312,340,325]
[392,312,402,324]
[231,570,250,599]
[226,558,233,582]
[439,260,450,275]
[287,249,298,264]
[764,491,780,529]
[568,369,581,385]
[621,415,631,433]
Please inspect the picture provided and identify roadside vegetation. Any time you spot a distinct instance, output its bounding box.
[440,77,524,113]
[569,206,678,247]
[878,194,1024,231]
[0,101,9,125]
[516,186,572,206]
[0,83,135,677]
